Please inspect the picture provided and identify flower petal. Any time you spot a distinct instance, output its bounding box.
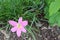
[21,21,28,27]
[11,27,17,32]
[18,17,22,24]
[21,27,27,33]
[16,29,21,37]
[8,20,17,27]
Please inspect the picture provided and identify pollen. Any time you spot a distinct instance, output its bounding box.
[17,23,21,28]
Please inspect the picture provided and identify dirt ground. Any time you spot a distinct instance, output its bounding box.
[0,24,60,40]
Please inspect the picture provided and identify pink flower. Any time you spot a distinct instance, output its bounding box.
[8,17,28,37]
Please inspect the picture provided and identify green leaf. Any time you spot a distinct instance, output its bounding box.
[55,12,60,26]
[49,11,60,26]
[49,0,60,16]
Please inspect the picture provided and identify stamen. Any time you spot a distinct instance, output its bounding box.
[17,23,21,28]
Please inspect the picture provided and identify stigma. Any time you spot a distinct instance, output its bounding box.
[17,23,21,28]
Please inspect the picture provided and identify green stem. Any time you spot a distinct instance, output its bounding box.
[29,30,36,40]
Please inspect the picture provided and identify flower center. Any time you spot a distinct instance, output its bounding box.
[17,23,21,28]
